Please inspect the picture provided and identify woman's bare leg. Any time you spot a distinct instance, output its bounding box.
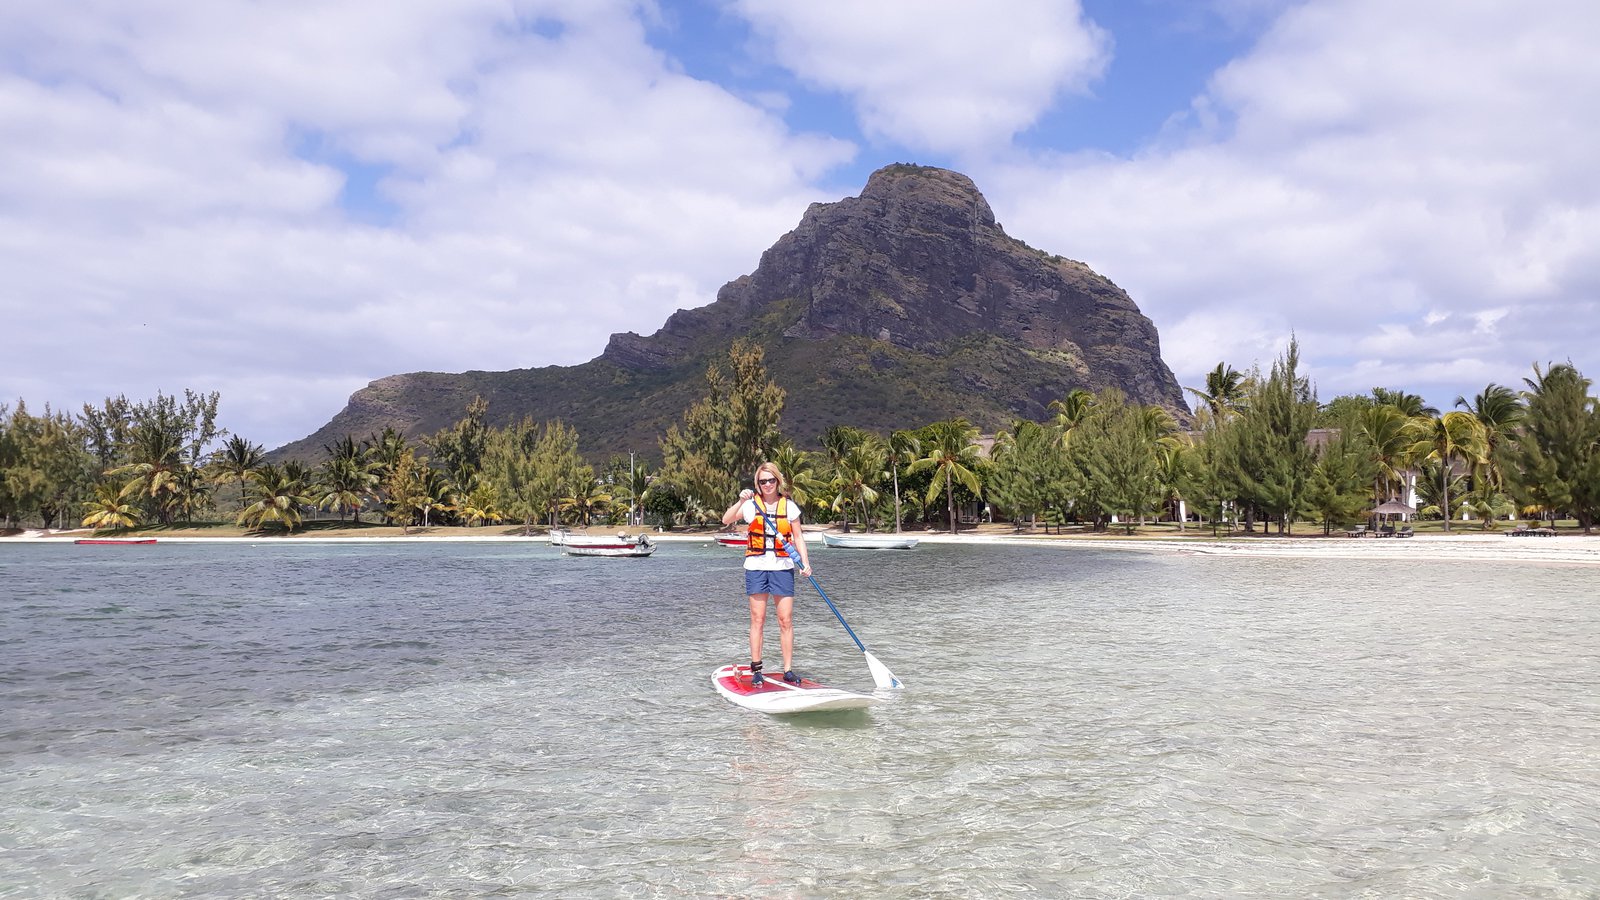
[748,593,769,667]
[775,595,794,672]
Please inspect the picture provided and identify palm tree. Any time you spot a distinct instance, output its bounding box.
[818,427,877,531]
[1049,388,1098,447]
[326,434,365,464]
[559,479,612,527]
[459,480,504,527]
[1406,411,1486,532]
[1134,405,1182,526]
[1356,404,1416,517]
[886,429,920,533]
[1152,433,1193,530]
[367,427,411,490]
[1372,387,1439,418]
[81,483,141,531]
[1454,383,1523,494]
[628,460,652,528]
[314,435,379,523]
[172,466,212,525]
[416,468,458,528]
[1460,478,1516,531]
[1185,363,1248,422]
[818,426,871,469]
[829,441,886,531]
[1413,458,1472,521]
[237,464,312,532]
[111,423,186,524]
[211,435,265,511]
[1138,405,1179,441]
[604,457,651,528]
[313,454,375,523]
[762,441,824,525]
[909,419,984,533]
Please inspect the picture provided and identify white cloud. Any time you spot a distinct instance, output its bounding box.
[988,0,1600,409]
[1471,309,1508,335]
[727,0,1110,155]
[0,0,854,447]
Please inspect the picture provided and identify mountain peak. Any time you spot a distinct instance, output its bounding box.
[858,163,997,227]
[279,166,1186,460]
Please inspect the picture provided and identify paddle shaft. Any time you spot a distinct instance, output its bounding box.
[777,535,868,653]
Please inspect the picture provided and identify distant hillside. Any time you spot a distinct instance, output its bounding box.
[276,164,1189,461]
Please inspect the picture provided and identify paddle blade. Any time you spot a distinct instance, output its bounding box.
[865,651,903,690]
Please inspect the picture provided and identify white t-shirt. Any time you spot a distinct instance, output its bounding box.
[740,497,802,571]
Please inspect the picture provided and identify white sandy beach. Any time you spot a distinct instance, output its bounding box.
[12,527,1600,565]
[920,531,1600,566]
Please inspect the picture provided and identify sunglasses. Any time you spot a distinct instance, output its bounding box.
[757,477,778,485]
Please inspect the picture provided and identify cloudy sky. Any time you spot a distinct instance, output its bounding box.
[4,0,1597,448]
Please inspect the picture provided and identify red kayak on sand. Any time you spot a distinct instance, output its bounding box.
[710,664,881,715]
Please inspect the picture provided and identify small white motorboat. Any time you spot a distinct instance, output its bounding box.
[712,532,747,548]
[562,532,656,557]
[821,533,919,550]
[547,527,568,546]
[74,537,158,545]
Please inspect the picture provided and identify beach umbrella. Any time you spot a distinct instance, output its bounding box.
[1372,499,1416,516]
[1372,498,1416,530]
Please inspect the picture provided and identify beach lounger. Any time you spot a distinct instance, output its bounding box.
[1395,525,1414,538]
[1345,525,1368,537]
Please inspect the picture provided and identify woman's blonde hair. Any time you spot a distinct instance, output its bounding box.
[752,462,787,495]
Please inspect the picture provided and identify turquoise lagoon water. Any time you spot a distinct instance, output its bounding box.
[2,540,1598,898]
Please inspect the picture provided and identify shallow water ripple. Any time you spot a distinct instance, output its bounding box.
[2,541,1597,897]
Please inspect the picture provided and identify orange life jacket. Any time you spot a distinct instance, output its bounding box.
[746,497,793,557]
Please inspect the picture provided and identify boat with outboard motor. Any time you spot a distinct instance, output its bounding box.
[561,531,656,557]
[75,538,158,545]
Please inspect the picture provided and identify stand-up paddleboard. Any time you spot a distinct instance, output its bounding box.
[711,664,882,715]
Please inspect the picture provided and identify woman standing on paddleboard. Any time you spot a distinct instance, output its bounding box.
[721,462,812,687]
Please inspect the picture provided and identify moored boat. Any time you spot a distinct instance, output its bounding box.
[562,532,656,558]
[547,528,568,546]
[713,532,747,548]
[821,533,919,550]
[75,538,157,545]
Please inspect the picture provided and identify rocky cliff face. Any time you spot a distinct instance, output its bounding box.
[599,164,1183,409]
[278,164,1187,460]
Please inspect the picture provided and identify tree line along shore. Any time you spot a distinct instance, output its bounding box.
[4,339,1599,538]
